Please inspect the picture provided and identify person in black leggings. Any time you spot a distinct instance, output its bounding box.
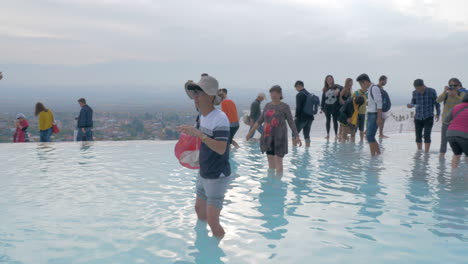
[321,75,342,139]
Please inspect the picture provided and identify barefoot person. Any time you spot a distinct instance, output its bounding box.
[178,74,231,238]
[377,75,391,138]
[247,93,266,139]
[321,75,342,139]
[352,80,369,142]
[407,79,441,152]
[338,96,365,142]
[437,78,465,159]
[293,80,316,148]
[246,85,302,174]
[357,74,382,156]
[218,88,240,148]
[35,102,54,143]
[76,98,94,141]
[446,93,468,168]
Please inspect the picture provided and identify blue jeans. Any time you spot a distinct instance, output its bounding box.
[77,127,93,141]
[248,124,264,139]
[39,128,53,142]
[366,113,378,143]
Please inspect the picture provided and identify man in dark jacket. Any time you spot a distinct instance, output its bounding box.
[293,81,314,147]
[247,92,265,139]
[77,98,93,141]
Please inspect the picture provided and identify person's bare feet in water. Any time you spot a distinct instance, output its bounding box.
[379,134,389,138]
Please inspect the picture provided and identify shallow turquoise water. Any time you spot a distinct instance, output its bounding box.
[0,134,467,264]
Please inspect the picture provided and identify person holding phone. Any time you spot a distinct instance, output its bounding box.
[407,79,441,153]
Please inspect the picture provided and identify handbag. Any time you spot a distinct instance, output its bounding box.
[174,133,201,169]
[52,124,60,134]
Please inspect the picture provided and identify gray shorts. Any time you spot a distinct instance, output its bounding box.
[196,174,230,210]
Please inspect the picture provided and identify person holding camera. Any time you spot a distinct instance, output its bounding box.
[437,78,465,159]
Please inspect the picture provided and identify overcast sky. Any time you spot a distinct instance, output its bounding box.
[1,0,468,100]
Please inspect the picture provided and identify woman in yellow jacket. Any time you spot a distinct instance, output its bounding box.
[35,102,54,142]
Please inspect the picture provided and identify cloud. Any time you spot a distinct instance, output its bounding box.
[1,0,468,96]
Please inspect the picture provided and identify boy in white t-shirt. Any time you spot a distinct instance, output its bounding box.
[178,74,231,238]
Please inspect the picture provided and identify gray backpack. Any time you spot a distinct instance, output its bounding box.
[303,91,320,116]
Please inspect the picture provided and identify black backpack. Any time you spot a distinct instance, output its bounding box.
[370,85,392,112]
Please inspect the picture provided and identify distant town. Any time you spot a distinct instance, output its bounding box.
[0,111,198,143]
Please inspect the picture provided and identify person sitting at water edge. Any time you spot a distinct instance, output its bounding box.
[407,79,441,153]
[246,85,302,174]
[13,113,30,143]
[178,73,231,238]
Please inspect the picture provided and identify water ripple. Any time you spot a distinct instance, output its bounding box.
[0,135,467,264]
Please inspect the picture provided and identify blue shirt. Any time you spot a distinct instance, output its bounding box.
[411,87,441,120]
[199,109,231,179]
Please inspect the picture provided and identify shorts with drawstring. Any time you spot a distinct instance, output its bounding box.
[196,173,230,210]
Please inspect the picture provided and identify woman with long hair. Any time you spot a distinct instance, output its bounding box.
[246,85,302,174]
[320,75,342,139]
[340,78,353,105]
[35,102,54,142]
[437,77,465,159]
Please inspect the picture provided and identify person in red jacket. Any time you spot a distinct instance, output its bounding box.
[13,113,30,143]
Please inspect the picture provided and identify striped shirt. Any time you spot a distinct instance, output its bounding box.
[199,109,231,179]
[411,87,441,120]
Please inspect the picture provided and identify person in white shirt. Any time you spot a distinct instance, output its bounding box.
[178,74,231,238]
[357,74,382,156]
